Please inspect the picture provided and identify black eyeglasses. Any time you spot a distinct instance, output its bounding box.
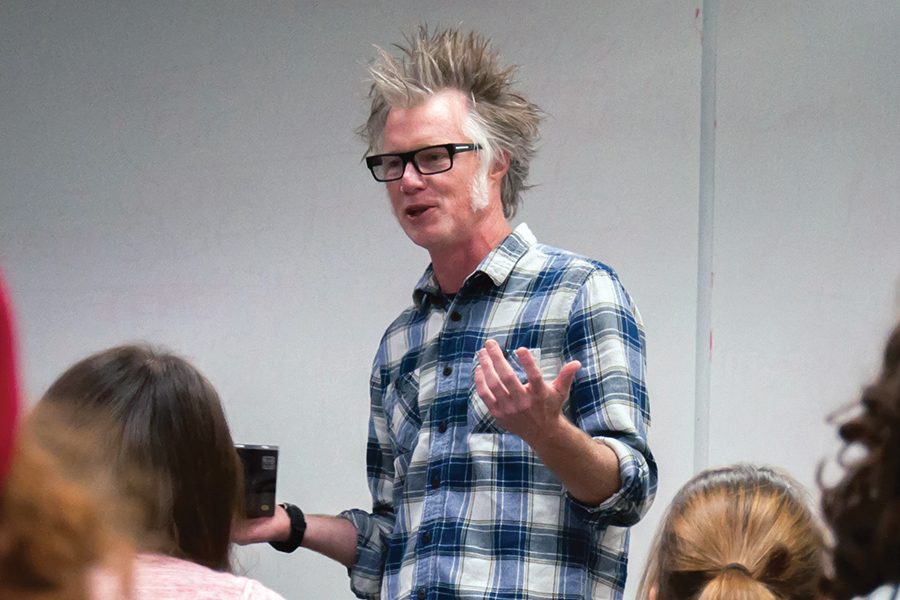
[365,143,482,182]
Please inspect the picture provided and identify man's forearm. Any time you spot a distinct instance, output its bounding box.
[524,415,621,506]
[232,506,359,568]
[303,514,359,568]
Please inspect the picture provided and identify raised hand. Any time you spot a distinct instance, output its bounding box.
[473,339,581,444]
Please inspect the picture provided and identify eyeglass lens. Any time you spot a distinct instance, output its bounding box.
[374,146,453,181]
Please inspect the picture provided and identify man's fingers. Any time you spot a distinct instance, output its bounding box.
[477,348,510,399]
[484,340,525,392]
[553,360,582,395]
[473,364,498,410]
[515,347,546,393]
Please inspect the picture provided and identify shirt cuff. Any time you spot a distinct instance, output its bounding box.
[337,509,385,600]
[564,436,646,527]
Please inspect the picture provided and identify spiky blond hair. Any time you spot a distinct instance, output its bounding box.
[359,26,542,218]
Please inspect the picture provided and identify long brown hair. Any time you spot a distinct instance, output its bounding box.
[638,464,825,600]
[35,344,243,572]
[821,322,900,599]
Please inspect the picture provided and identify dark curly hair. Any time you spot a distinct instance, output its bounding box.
[821,322,900,600]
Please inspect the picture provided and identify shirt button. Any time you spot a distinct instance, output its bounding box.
[450,311,461,322]
[421,531,432,544]
[442,366,453,376]
[437,420,447,433]
[417,589,427,600]
[431,475,440,489]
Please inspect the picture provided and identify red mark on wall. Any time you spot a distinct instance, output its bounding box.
[694,7,703,43]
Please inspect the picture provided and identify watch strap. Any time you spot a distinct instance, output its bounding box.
[269,502,306,553]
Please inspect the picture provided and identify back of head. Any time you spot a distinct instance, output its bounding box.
[360,25,542,218]
[1,274,130,599]
[821,322,900,599]
[35,344,242,572]
[2,419,132,600]
[639,464,825,600]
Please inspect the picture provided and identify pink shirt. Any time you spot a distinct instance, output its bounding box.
[93,553,287,600]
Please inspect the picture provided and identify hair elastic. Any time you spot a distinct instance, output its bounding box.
[723,562,752,576]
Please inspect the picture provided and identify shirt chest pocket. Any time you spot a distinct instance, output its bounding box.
[468,347,563,434]
[383,371,422,459]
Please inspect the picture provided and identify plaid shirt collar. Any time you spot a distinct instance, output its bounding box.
[412,222,537,309]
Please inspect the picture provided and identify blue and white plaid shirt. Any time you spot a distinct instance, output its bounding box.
[342,224,656,599]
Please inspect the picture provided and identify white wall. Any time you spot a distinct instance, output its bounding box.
[709,3,900,490]
[0,2,897,599]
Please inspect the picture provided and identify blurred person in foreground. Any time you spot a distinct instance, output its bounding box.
[822,322,900,600]
[32,343,286,600]
[0,273,129,600]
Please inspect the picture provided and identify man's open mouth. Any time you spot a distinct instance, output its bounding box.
[406,206,433,218]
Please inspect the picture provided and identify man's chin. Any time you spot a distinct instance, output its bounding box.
[405,232,439,251]
[402,226,449,254]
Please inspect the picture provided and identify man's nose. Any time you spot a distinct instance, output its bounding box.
[399,160,426,189]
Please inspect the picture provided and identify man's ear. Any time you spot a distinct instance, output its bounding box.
[489,151,509,181]
[648,585,658,600]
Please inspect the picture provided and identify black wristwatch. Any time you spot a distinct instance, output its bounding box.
[269,502,307,553]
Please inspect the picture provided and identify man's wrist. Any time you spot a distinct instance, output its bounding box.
[522,413,573,451]
[269,503,306,553]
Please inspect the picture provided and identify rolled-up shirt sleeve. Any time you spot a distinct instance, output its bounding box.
[338,371,396,600]
[562,269,657,528]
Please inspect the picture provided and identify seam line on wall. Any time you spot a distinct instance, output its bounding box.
[694,0,718,473]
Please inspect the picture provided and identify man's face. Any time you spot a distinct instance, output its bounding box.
[380,89,495,255]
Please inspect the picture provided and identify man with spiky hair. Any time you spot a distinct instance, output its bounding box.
[237,26,656,600]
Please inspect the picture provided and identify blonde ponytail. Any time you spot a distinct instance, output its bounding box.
[638,464,825,600]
